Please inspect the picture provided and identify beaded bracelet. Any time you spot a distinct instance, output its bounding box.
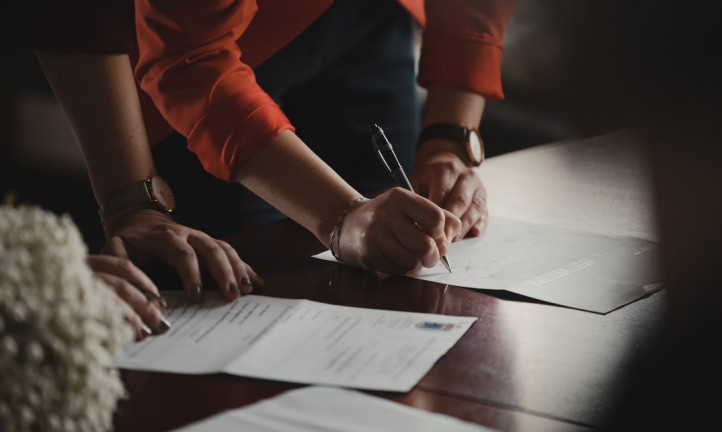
[329,197,368,262]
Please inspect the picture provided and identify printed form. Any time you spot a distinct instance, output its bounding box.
[115,292,476,392]
[172,387,496,432]
[314,217,662,313]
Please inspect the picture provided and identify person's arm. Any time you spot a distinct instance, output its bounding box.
[36,52,260,303]
[411,0,517,238]
[36,53,154,203]
[135,0,461,275]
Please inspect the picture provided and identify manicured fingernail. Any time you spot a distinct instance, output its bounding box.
[141,324,153,337]
[157,296,168,309]
[159,318,171,332]
[189,286,202,302]
[256,276,265,287]
[229,283,240,295]
[240,277,253,295]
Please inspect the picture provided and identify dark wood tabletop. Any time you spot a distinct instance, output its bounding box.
[114,131,663,432]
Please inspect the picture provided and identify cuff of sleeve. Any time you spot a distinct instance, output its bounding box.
[418,31,505,102]
[187,91,295,181]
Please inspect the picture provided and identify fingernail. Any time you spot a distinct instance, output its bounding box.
[157,296,168,309]
[240,277,253,295]
[229,283,240,295]
[159,318,172,332]
[256,276,265,287]
[189,286,203,302]
[141,324,153,337]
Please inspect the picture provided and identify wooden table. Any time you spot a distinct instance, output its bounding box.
[115,131,664,432]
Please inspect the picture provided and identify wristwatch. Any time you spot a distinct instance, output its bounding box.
[99,176,175,225]
[418,123,485,167]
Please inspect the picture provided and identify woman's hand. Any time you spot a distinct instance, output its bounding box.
[87,254,170,341]
[411,149,489,239]
[336,188,462,275]
[102,208,263,302]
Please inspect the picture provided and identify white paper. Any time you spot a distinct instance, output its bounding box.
[115,292,476,391]
[172,386,496,432]
[314,217,662,313]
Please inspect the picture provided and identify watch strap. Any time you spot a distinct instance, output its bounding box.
[99,180,153,221]
[418,123,470,147]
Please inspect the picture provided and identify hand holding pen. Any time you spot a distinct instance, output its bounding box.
[322,125,461,276]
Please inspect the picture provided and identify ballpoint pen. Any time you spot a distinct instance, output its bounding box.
[370,124,452,273]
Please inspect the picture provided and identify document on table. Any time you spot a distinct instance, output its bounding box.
[314,217,662,313]
[172,386,496,432]
[115,292,476,391]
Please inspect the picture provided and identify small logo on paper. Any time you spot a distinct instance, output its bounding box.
[416,322,454,331]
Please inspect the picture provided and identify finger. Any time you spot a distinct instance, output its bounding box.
[391,188,446,240]
[86,255,166,309]
[150,232,203,302]
[244,263,264,290]
[188,234,240,301]
[426,169,457,208]
[459,189,487,238]
[470,207,489,237]
[110,293,146,341]
[102,235,130,259]
[96,272,170,335]
[390,218,441,268]
[442,210,463,243]
[215,240,254,296]
[375,233,423,275]
[444,171,482,220]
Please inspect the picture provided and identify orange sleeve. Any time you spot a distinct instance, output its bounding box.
[134,0,294,181]
[417,0,517,101]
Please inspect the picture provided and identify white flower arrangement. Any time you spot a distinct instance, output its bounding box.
[0,206,133,432]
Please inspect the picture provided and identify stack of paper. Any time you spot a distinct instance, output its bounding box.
[314,217,662,313]
[115,292,476,391]
[172,387,496,432]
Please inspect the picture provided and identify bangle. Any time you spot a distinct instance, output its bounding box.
[329,197,367,262]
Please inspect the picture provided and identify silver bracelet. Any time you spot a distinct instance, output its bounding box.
[329,197,367,262]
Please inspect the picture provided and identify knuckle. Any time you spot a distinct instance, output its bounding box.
[451,193,470,209]
[471,193,485,211]
[175,247,196,262]
[216,240,233,252]
[422,237,436,256]
[431,208,445,227]
[117,257,136,272]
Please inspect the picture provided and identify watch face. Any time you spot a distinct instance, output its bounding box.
[469,130,484,164]
[150,176,176,212]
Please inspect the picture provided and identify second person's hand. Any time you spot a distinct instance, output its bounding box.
[102,208,264,302]
[411,148,489,239]
[335,188,462,275]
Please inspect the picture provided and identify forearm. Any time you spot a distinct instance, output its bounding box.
[234,130,360,246]
[36,52,155,204]
[419,86,486,161]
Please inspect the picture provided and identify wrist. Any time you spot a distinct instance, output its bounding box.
[103,205,173,234]
[317,195,367,248]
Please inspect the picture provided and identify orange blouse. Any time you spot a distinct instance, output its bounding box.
[134,0,516,181]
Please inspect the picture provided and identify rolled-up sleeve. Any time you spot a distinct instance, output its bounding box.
[134,0,294,181]
[418,0,516,101]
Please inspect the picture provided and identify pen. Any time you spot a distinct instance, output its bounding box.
[370,124,452,273]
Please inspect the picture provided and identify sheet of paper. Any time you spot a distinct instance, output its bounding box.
[314,217,662,313]
[172,387,496,432]
[115,292,476,391]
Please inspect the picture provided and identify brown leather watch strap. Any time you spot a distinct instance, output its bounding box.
[418,123,470,147]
